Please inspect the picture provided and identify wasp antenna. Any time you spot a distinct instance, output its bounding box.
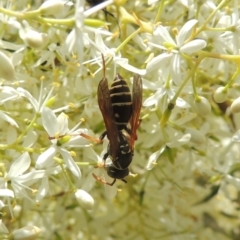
[101,53,106,78]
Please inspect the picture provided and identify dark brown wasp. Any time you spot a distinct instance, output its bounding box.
[91,55,142,186]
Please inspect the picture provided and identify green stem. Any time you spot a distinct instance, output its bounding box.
[115,27,141,53]
[154,0,165,24]
[76,161,96,166]
[199,50,240,62]
[186,0,229,43]
[171,60,201,104]
[225,66,240,89]
[14,114,39,145]
[59,161,76,191]
[160,58,201,127]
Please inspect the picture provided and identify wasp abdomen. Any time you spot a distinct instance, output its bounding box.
[109,74,132,130]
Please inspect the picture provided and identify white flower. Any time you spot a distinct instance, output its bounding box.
[0,86,19,104]
[63,0,113,69]
[146,133,190,168]
[0,153,46,218]
[63,0,85,66]
[218,0,240,54]
[146,19,206,85]
[17,81,56,113]
[35,166,61,202]
[143,78,190,109]
[5,153,46,199]
[83,32,146,76]
[32,43,62,69]
[36,107,90,178]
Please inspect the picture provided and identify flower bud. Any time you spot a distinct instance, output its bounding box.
[75,189,94,210]
[230,97,240,113]
[185,128,205,144]
[193,96,211,116]
[45,95,57,107]
[19,21,49,49]
[0,51,15,81]
[57,135,71,146]
[160,103,174,127]
[39,0,65,16]
[213,87,228,103]
[24,31,48,49]
[11,226,41,240]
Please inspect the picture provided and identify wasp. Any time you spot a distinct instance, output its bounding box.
[91,55,142,186]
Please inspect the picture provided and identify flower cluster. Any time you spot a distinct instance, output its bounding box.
[0,0,240,239]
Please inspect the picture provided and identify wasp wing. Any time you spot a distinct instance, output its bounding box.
[98,77,120,160]
[130,74,142,149]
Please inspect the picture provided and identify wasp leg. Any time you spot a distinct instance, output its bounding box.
[108,178,116,186]
[92,173,116,186]
[80,133,102,143]
[99,131,107,141]
[103,152,109,162]
[121,178,127,184]
[125,118,142,138]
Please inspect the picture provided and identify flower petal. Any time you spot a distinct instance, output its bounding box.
[146,147,165,170]
[180,39,206,54]
[59,148,81,178]
[36,177,49,202]
[0,112,18,127]
[167,134,191,148]
[154,25,176,45]
[115,57,146,75]
[7,152,31,178]
[176,97,190,108]
[0,189,14,198]
[146,53,172,72]
[57,112,69,136]
[177,19,198,46]
[17,170,46,184]
[17,87,39,112]
[42,107,58,136]
[36,146,56,168]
